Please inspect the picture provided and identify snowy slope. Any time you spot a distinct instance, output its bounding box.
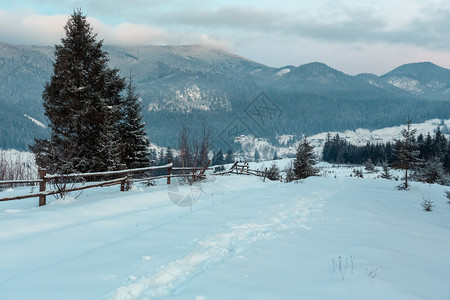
[0,163,449,300]
[234,118,450,160]
[309,118,450,148]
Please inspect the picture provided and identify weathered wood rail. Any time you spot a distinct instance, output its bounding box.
[0,159,212,207]
[0,159,270,207]
[210,162,269,180]
[227,162,268,178]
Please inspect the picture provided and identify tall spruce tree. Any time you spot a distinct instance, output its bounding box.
[32,9,125,174]
[119,73,150,169]
[392,117,420,189]
[294,136,318,179]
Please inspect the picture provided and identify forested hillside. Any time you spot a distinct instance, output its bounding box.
[1,41,450,150]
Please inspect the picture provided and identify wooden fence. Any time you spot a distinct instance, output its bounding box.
[0,160,269,207]
[0,159,212,206]
[217,162,268,178]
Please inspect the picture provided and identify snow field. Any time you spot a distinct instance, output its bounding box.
[0,163,449,299]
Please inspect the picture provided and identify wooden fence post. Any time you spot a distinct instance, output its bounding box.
[118,164,127,192]
[38,168,47,206]
[264,167,268,182]
[167,158,172,185]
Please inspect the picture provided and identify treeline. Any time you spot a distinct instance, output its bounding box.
[322,127,450,174]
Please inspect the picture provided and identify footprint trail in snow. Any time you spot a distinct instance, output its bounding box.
[109,188,336,300]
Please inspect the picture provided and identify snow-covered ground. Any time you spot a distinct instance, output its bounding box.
[1,161,449,300]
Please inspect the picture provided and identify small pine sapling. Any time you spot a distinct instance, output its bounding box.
[445,190,450,204]
[284,161,296,183]
[421,196,435,211]
[365,159,375,173]
[380,163,392,180]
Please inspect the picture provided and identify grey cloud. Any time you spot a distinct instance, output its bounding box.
[3,1,450,53]
[143,4,450,51]
[164,6,284,31]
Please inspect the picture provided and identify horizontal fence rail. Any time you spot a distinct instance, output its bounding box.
[0,179,43,185]
[43,163,174,180]
[0,177,126,202]
[0,159,215,207]
[0,159,270,207]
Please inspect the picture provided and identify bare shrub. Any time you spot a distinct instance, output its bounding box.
[266,162,281,181]
[0,150,37,186]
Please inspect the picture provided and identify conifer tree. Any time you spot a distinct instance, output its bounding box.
[444,142,450,174]
[119,73,150,169]
[31,9,125,173]
[212,149,224,166]
[416,157,447,185]
[423,133,434,161]
[254,149,261,162]
[294,136,318,179]
[380,163,392,180]
[365,159,375,172]
[225,149,234,164]
[433,127,447,159]
[165,147,174,164]
[157,149,166,167]
[392,118,420,189]
[284,161,296,183]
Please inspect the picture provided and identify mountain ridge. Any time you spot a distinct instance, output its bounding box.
[1,40,450,150]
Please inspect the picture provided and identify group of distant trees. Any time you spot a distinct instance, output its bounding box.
[31,10,150,174]
[322,119,450,187]
[211,149,234,166]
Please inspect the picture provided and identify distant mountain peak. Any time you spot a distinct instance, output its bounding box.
[381,62,450,96]
[298,62,337,71]
[382,62,448,78]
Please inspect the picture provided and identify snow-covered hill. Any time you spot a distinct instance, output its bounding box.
[0,162,449,299]
[234,118,450,160]
[381,62,450,97]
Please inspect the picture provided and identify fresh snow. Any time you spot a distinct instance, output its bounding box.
[149,85,232,113]
[0,160,449,299]
[276,68,291,77]
[24,114,46,129]
[387,77,423,93]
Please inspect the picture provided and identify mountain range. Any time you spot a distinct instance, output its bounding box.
[1,40,450,150]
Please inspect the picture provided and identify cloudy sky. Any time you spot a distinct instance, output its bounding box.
[1,0,449,75]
